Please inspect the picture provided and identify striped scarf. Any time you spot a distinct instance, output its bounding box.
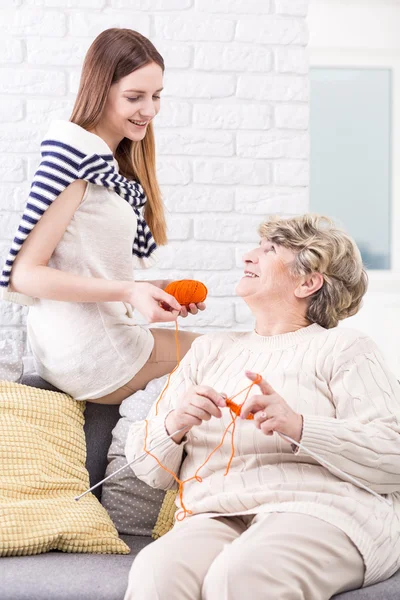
[1,120,157,305]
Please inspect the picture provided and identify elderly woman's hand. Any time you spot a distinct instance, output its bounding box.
[165,385,226,444]
[178,302,207,318]
[241,371,303,444]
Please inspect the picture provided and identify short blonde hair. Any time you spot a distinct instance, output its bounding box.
[258,214,368,329]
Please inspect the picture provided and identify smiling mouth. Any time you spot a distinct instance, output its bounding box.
[128,119,149,127]
[244,271,259,278]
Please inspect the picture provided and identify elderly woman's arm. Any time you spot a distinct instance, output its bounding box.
[125,416,186,492]
[124,334,221,491]
[296,344,400,494]
[124,341,199,491]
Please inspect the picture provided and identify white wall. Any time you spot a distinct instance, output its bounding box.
[308,0,400,377]
[0,0,310,359]
[308,0,400,51]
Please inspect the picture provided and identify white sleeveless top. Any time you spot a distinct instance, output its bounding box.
[27,181,154,400]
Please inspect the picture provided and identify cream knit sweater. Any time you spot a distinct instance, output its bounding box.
[125,324,400,586]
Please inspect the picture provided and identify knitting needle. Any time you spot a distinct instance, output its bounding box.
[74,426,188,502]
[75,425,391,507]
[280,432,391,506]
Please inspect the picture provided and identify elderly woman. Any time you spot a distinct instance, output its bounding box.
[124,214,400,600]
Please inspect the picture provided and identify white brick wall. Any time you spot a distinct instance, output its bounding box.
[0,0,309,356]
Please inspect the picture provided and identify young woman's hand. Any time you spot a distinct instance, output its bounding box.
[241,371,303,444]
[165,386,226,443]
[140,280,206,318]
[127,281,181,323]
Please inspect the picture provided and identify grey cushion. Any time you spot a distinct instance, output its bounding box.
[20,374,59,393]
[334,570,400,599]
[1,534,400,600]
[101,376,168,537]
[1,536,399,600]
[83,402,121,500]
[0,535,151,600]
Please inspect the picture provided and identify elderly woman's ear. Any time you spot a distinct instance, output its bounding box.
[294,272,324,299]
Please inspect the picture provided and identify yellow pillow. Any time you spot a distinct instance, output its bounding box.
[0,381,129,556]
[152,489,178,540]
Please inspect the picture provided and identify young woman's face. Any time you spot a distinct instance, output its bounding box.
[102,61,163,143]
[236,238,298,305]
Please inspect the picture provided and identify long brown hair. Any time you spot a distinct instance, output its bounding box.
[70,28,167,245]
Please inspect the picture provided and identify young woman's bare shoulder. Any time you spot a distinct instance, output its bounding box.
[11,178,89,283]
[66,178,88,195]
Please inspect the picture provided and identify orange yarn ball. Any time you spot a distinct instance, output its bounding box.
[164,280,208,306]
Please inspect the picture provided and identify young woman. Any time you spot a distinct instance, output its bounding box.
[124,215,400,600]
[1,28,204,403]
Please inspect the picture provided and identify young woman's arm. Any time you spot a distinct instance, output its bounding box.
[10,180,181,322]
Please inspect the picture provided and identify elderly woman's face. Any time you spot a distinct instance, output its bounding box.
[236,238,298,303]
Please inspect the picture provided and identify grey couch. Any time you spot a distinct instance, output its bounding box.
[1,374,400,600]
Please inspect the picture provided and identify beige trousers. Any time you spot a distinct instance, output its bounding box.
[89,328,200,404]
[124,512,364,600]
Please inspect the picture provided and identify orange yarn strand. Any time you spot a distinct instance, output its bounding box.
[143,280,261,521]
[155,320,180,415]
